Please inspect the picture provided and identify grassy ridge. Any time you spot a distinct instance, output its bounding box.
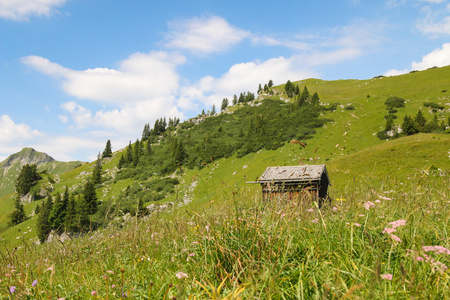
[0,177,448,298]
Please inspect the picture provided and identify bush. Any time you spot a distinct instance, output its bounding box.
[385,96,405,109]
[344,105,355,110]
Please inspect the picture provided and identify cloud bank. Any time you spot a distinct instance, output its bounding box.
[0,0,66,21]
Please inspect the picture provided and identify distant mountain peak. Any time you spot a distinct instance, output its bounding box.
[0,148,54,169]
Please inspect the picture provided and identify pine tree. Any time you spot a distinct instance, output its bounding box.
[49,193,65,231]
[75,195,90,231]
[117,154,126,169]
[133,139,141,166]
[83,180,98,215]
[9,194,27,226]
[126,141,133,164]
[37,195,53,244]
[221,98,229,111]
[414,110,427,132]
[145,138,152,156]
[15,164,41,196]
[232,95,238,105]
[258,83,262,94]
[311,92,320,106]
[102,140,112,159]
[64,193,78,232]
[142,123,151,141]
[268,79,273,87]
[92,153,102,185]
[211,104,216,115]
[401,115,418,135]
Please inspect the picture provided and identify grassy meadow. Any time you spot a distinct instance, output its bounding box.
[0,175,448,299]
[0,66,450,298]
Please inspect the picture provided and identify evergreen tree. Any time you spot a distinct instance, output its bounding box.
[294,85,300,96]
[75,195,90,231]
[401,115,418,135]
[37,195,53,244]
[238,93,245,103]
[211,104,216,115]
[414,110,427,132]
[102,140,112,159]
[49,193,65,231]
[15,164,41,196]
[232,95,238,105]
[83,180,98,215]
[141,123,151,141]
[311,92,320,106]
[34,203,40,215]
[268,79,273,87]
[221,98,229,111]
[126,141,133,164]
[284,80,293,97]
[301,86,310,101]
[64,192,78,232]
[145,138,152,156]
[133,139,141,166]
[257,83,262,94]
[117,154,126,169]
[264,83,268,92]
[9,194,27,226]
[92,153,102,185]
[172,138,187,166]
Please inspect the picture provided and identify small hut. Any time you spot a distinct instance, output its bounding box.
[248,165,331,203]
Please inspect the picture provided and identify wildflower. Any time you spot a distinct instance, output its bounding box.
[417,257,424,261]
[390,234,402,243]
[382,227,396,234]
[106,270,114,274]
[91,291,97,296]
[112,284,116,288]
[423,245,450,255]
[354,223,361,227]
[364,201,375,210]
[388,219,406,229]
[375,200,381,203]
[32,280,38,287]
[311,218,319,224]
[189,253,195,257]
[332,207,338,212]
[10,286,16,293]
[5,273,11,276]
[381,274,393,280]
[176,272,188,279]
[307,208,314,213]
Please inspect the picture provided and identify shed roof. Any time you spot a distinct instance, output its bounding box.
[252,165,330,184]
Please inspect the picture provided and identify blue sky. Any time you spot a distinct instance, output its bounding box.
[1,0,450,162]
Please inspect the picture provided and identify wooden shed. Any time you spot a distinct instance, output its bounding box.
[248,165,331,203]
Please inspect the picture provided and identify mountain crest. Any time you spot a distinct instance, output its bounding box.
[0,147,54,170]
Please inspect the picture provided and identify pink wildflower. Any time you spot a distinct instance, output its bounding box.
[307,208,314,213]
[189,253,195,257]
[364,201,375,210]
[382,227,396,234]
[422,245,450,255]
[354,223,361,227]
[375,200,381,203]
[417,257,424,261]
[176,272,188,279]
[381,274,393,280]
[390,234,402,242]
[388,220,406,229]
[332,207,338,212]
[311,218,319,224]
[91,291,97,296]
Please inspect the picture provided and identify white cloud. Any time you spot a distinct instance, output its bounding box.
[0,115,42,143]
[251,36,310,50]
[416,4,450,36]
[412,42,450,69]
[164,15,250,54]
[384,68,409,76]
[22,51,186,104]
[0,0,66,21]
[384,43,450,75]
[0,115,43,159]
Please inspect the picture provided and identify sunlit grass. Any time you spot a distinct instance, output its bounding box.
[1,178,448,299]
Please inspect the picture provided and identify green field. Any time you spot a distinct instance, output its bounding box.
[0,66,449,298]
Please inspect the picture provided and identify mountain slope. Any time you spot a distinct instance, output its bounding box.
[0,148,84,198]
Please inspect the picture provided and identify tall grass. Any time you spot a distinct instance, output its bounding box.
[0,179,449,299]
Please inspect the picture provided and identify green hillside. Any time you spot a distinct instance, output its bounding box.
[0,66,449,298]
